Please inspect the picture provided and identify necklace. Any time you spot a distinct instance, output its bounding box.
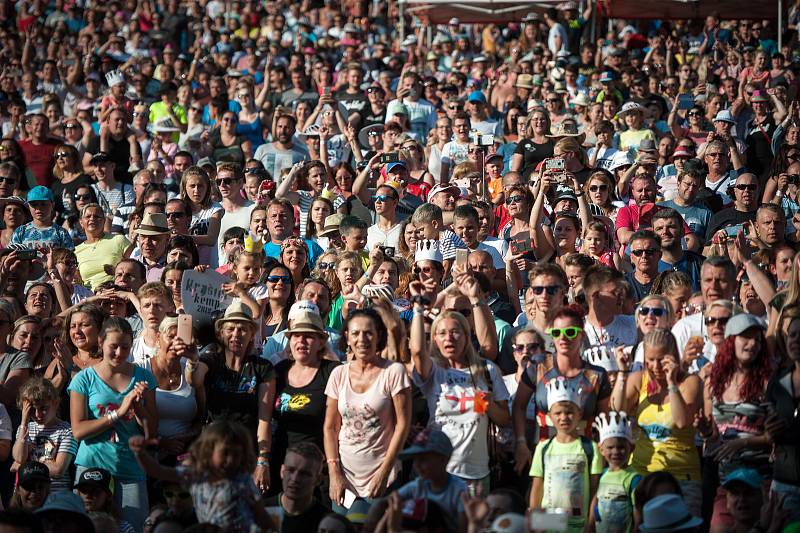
[154,356,182,388]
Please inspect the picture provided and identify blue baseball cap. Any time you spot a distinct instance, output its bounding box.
[27,186,54,202]
[599,71,614,83]
[399,428,453,459]
[467,91,486,103]
[386,161,407,173]
[722,468,762,490]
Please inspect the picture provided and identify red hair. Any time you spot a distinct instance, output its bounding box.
[552,304,586,326]
[709,336,772,402]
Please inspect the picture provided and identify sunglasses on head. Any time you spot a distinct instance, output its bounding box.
[266,275,291,284]
[638,306,665,317]
[531,285,561,296]
[548,326,583,339]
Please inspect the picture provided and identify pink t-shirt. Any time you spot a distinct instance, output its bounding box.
[325,359,411,497]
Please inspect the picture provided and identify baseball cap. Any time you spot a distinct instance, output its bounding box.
[467,91,486,103]
[721,468,762,491]
[27,186,54,202]
[19,461,50,488]
[399,428,453,459]
[724,313,766,338]
[555,186,578,203]
[90,151,113,165]
[672,146,693,159]
[75,467,112,492]
[386,161,408,174]
[599,71,614,83]
[428,183,460,199]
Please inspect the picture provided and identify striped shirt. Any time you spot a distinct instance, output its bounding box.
[15,420,77,491]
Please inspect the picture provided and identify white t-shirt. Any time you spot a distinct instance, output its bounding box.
[477,237,508,269]
[216,201,256,255]
[547,23,569,54]
[367,222,402,251]
[130,336,157,366]
[441,140,470,174]
[671,311,716,371]
[414,361,510,479]
[582,315,638,355]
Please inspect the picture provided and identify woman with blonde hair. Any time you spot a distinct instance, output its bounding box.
[399,137,435,187]
[612,328,704,516]
[179,166,223,266]
[409,275,510,494]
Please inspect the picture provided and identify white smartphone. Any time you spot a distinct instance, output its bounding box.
[343,489,357,509]
[528,509,569,532]
[177,314,193,344]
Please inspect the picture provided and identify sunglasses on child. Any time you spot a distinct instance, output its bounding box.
[548,326,583,339]
[317,262,336,270]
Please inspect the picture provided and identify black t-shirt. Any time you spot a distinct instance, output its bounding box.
[263,495,330,533]
[200,349,275,437]
[52,174,93,220]
[704,207,758,242]
[272,358,341,454]
[336,89,369,117]
[624,271,654,304]
[86,135,141,184]
[514,138,554,173]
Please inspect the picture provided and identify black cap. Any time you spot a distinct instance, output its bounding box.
[75,467,111,492]
[158,81,178,96]
[19,461,50,487]
[90,151,113,165]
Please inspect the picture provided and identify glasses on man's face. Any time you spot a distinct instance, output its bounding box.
[414,265,435,276]
[132,112,142,118]
[548,326,583,339]
[631,248,659,257]
[638,306,666,317]
[734,184,758,191]
[166,211,186,219]
[704,315,730,326]
[706,152,726,159]
[372,194,396,203]
[688,112,701,117]
[266,275,291,284]
[216,177,239,186]
[531,285,561,295]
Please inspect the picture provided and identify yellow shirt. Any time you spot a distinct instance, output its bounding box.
[75,234,131,290]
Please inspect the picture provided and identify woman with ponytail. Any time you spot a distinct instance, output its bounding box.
[611,328,704,517]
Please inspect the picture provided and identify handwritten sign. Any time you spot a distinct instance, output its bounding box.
[180,270,233,326]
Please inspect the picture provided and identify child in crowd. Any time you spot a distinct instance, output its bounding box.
[410,202,468,274]
[396,428,467,533]
[75,467,137,533]
[129,420,272,533]
[581,220,619,270]
[338,215,370,271]
[529,379,603,533]
[131,282,174,365]
[216,227,246,276]
[587,412,640,533]
[12,377,76,491]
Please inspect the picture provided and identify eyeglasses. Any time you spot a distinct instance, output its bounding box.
[266,275,291,284]
[132,112,142,118]
[546,99,560,103]
[734,184,758,191]
[238,93,250,98]
[0,175,16,183]
[688,112,701,117]
[638,306,666,317]
[414,265,435,275]
[74,193,93,202]
[372,194,396,203]
[165,212,186,219]
[222,117,237,123]
[448,105,462,111]
[55,152,71,159]
[317,262,336,270]
[588,184,608,192]
[505,195,525,205]
[163,490,191,500]
[548,326,583,339]
[631,248,659,257]
[531,285,561,295]
[216,177,240,186]
[704,315,730,326]
[512,342,540,352]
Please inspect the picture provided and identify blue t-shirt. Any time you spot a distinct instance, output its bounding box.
[67,366,157,481]
[11,223,74,250]
[263,239,323,269]
[397,474,466,525]
[657,200,713,240]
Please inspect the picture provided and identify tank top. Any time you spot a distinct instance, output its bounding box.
[631,372,700,480]
[710,400,770,478]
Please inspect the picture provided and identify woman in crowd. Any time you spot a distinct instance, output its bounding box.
[612,328,704,517]
[281,237,311,287]
[583,170,620,222]
[0,196,30,248]
[629,295,675,371]
[68,317,157,531]
[697,314,772,532]
[263,262,295,338]
[235,81,266,148]
[180,166,223,267]
[331,163,357,199]
[271,308,340,492]
[165,235,199,268]
[24,283,56,319]
[653,271,694,322]
[74,204,131,291]
[208,110,251,165]
[51,144,90,218]
[62,184,101,245]
[137,316,203,465]
[9,316,43,375]
[161,262,190,312]
[62,303,105,373]
[511,109,553,173]
[398,138,435,187]
[312,250,342,298]
[397,219,417,265]
[410,272,510,493]
[193,302,275,493]
[324,308,411,509]
[305,197,334,244]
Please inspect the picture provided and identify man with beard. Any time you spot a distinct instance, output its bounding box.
[651,208,704,291]
[705,173,761,252]
[264,443,329,531]
[263,199,323,267]
[254,114,309,180]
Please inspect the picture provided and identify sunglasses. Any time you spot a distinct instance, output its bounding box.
[704,315,730,326]
[132,112,142,117]
[372,194,396,203]
[631,248,659,257]
[74,193,93,202]
[548,326,583,339]
[266,275,291,284]
[512,342,540,352]
[638,306,666,317]
[546,99,560,104]
[414,265,435,275]
[505,195,525,205]
[688,112,701,117]
[190,107,202,112]
[64,124,80,129]
[216,178,240,186]
[734,184,758,191]
[55,152,71,159]
[531,285,561,295]
[0,175,13,183]
[165,212,186,219]
[588,184,608,193]
[163,490,191,500]
[317,262,336,270]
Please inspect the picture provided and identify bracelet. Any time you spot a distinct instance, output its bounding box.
[471,300,485,308]
[106,410,120,423]
[668,384,680,394]
[412,308,424,317]
[258,451,270,458]
[256,460,269,467]
[326,458,340,464]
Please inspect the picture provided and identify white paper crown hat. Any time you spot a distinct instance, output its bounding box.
[545,378,581,410]
[105,70,125,87]
[414,239,443,264]
[583,346,618,372]
[594,411,634,443]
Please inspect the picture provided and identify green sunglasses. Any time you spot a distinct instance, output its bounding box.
[548,326,583,340]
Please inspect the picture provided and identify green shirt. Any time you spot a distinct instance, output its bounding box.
[530,437,603,532]
[594,466,640,533]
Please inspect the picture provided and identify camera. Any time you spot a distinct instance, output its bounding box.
[545,158,566,171]
[469,131,494,147]
[787,174,799,185]
[379,246,395,257]
[379,152,399,164]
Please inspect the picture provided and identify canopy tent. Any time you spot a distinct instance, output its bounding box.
[597,0,781,20]
[397,0,563,24]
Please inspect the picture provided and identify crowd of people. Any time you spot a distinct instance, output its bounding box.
[0,1,798,532]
